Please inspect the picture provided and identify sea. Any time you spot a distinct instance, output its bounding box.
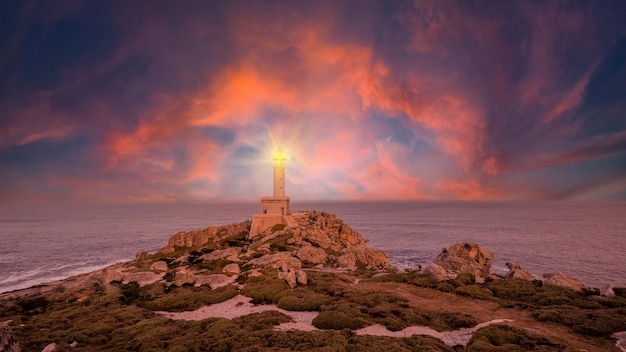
[1,201,625,294]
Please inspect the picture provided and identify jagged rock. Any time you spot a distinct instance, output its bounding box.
[423,263,448,281]
[159,222,250,253]
[348,246,389,269]
[135,251,148,260]
[296,244,328,265]
[433,242,494,283]
[222,263,241,274]
[247,252,302,270]
[194,274,236,288]
[173,269,197,286]
[296,270,307,285]
[542,272,584,292]
[601,284,615,297]
[42,342,56,352]
[199,248,242,262]
[173,255,189,264]
[122,271,164,286]
[505,262,534,280]
[0,320,20,352]
[101,269,125,283]
[278,269,298,288]
[150,261,168,272]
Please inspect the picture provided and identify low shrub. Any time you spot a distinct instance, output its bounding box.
[240,277,288,304]
[436,283,455,293]
[454,285,493,300]
[468,324,559,350]
[138,285,238,312]
[312,310,365,330]
[276,289,332,311]
[532,306,626,337]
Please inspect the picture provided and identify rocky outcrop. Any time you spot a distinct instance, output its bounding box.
[542,272,584,292]
[296,244,328,265]
[0,321,20,352]
[247,252,303,270]
[432,243,494,283]
[504,262,534,280]
[159,221,250,253]
[276,262,307,288]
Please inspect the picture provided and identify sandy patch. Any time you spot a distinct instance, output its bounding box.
[355,319,513,346]
[157,294,319,331]
[157,295,516,345]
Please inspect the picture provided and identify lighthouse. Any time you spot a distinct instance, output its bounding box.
[249,147,293,238]
[272,148,286,198]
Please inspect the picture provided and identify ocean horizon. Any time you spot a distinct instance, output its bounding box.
[1,200,625,293]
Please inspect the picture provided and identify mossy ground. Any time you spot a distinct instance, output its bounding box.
[2,265,625,351]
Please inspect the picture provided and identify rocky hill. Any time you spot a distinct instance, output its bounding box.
[1,211,626,352]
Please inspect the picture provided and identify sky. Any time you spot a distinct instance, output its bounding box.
[1,1,626,203]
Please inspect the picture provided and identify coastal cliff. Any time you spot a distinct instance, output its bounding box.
[1,211,626,351]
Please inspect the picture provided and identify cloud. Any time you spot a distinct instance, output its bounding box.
[0,1,625,202]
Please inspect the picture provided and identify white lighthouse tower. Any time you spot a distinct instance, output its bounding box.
[249,148,293,238]
[272,148,286,198]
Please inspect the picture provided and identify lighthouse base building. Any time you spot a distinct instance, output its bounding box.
[249,149,295,238]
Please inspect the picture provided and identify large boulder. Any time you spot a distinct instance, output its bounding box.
[433,242,494,283]
[542,272,584,292]
[505,262,534,281]
[194,274,236,288]
[150,261,169,272]
[173,269,197,286]
[222,263,241,274]
[423,263,448,281]
[122,271,164,286]
[296,244,328,265]
[199,247,242,262]
[278,269,298,289]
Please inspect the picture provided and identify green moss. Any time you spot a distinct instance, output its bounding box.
[240,276,289,304]
[276,289,333,311]
[137,284,238,312]
[468,324,560,351]
[312,310,366,330]
[454,285,493,300]
[532,306,626,337]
